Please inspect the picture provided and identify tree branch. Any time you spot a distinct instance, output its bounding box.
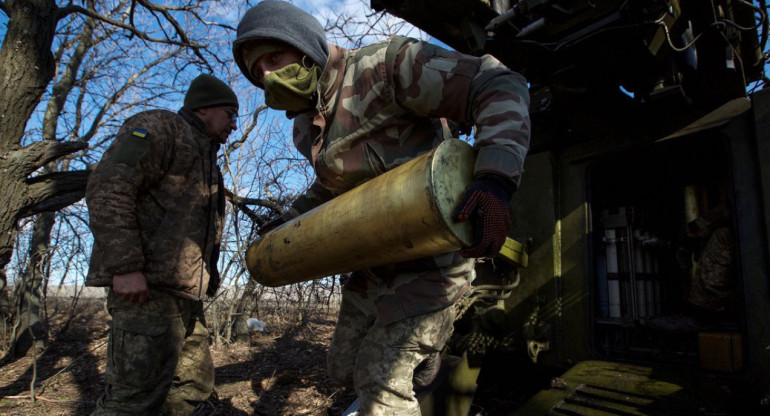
[44,10,98,141]
[187,9,236,31]
[135,0,211,71]
[81,49,182,143]
[9,141,88,177]
[225,105,268,155]
[21,170,91,218]
[230,200,262,225]
[224,188,287,227]
[56,5,204,50]
[225,188,284,213]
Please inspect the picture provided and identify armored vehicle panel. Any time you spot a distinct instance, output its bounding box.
[370,1,770,414]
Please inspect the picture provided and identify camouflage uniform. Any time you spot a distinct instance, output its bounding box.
[328,262,469,415]
[86,108,224,415]
[95,290,214,416]
[688,226,735,311]
[284,37,530,415]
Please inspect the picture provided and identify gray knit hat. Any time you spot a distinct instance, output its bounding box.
[184,74,239,110]
[233,1,330,88]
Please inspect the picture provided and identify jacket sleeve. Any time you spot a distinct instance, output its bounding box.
[285,180,336,219]
[85,112,175,277]
[286,114,337,219]
[391,39,531,189]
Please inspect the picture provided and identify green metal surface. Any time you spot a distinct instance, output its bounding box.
[512,359,759,415]
[418,353,481,416]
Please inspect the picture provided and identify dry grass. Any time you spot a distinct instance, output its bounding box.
[0,297,355,416]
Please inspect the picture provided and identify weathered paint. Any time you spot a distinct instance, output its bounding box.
[246,139,474,286]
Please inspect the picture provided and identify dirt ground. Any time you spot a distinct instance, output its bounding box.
[0,299,357,416]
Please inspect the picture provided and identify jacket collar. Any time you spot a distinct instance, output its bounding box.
[318,43,346,108]
[178,106,209,135]
[178,106,221,151]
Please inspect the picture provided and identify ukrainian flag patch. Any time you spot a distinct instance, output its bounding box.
[115,128,152,166]
[131,128,149,139]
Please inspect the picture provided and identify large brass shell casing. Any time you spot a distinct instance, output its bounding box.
[246,139,475,287]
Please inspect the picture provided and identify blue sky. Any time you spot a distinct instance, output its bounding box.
[205,0,410,32]
[0,0,404,44]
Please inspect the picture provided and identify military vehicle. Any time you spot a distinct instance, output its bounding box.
[366,0,770,414]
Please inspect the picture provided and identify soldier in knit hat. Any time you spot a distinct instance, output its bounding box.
[86,74,238,415]
[234,1,530,415]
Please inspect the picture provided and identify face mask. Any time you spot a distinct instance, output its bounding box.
[263,62,322,112]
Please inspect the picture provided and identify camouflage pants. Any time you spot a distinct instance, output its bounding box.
[91,289,214,416]
[688,227,735,311]
[328,291,455,416]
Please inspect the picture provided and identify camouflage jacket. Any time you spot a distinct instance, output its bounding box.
[287,36,531,322]
[85,108,225,300]
[285,36,530,216]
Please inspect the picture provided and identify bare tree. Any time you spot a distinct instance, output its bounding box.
[0,0,233,311]
[10,212,54,355]
[1,0,251,357]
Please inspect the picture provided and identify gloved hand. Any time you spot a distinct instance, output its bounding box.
[258,215,286,235]
[452,175,514,258]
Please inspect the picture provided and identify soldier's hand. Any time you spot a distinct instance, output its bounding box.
[453,175,514,258]
[113,271,151,303]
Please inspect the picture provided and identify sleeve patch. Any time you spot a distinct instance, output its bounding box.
[131,128,149,139]
[114,129,153,166]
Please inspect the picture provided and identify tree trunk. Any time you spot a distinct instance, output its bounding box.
[232,278,259,343]
[11,212,55,356]
[0,0,59,306]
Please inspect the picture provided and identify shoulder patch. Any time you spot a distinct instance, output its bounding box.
[132,128,149,139]
[114,128,153,166]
